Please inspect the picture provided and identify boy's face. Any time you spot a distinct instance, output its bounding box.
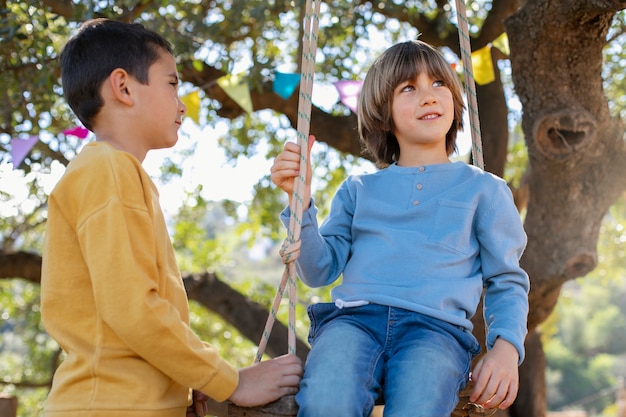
[391,72,454,154]
[132,49,186,152]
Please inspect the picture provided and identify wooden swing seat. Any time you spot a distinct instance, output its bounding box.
[227,381,497,417]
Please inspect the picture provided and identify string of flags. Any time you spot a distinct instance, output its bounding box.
[9,126,90,169]
[7,34,508,168]
[182,33,509,123]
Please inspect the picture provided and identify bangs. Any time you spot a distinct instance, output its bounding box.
[389,42,456,89]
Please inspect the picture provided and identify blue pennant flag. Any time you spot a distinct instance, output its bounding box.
[273,72,301,100]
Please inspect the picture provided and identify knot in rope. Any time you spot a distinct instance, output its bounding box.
[279,238,302,264]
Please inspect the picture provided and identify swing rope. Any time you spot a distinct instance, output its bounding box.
[254,0,322,363]
[454,0,485,170]
[255,0,485,363]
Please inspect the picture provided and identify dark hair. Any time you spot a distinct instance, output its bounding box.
[357,40,465,168]
[60,18,173,130]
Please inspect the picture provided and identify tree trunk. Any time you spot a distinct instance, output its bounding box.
[510,330,547,417]
[505,1,626,415]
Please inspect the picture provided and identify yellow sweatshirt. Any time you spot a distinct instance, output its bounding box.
[41,142,238,417]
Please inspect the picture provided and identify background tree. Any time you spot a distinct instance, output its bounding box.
[1,1,625,416]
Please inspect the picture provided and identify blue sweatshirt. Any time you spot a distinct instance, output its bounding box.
[281,161,529,362]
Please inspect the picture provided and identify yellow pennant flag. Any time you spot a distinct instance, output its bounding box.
[492,32,510,56]
[471,45,495,85]
[217,73,253,114]
[181,91,201,124]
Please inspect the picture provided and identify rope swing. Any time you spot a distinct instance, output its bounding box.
[235,2,496,417]
[254,0,485,363]
[254,0,321,363]
[454,0,485,170]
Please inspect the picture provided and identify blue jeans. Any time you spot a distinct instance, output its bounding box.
[296,303,481,417]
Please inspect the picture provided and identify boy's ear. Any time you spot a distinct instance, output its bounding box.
[107,68,134,106]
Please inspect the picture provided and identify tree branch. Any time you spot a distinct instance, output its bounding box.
[183,272,309,361]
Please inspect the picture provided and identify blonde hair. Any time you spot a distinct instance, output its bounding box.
[357,40,465,168]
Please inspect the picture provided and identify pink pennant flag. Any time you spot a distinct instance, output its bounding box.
[63,126,90,139]
[11,136,39,169]
[333,80,363,114]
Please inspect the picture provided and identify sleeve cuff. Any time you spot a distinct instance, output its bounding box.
[198,360,239,402]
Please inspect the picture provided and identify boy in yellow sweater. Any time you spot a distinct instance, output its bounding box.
[41,18,302,417]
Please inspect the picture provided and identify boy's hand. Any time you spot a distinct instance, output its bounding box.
[469,338,520,410]
[270,136,315,209]
[228,353,303,408]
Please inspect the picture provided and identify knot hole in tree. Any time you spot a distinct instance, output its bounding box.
[533,109,596,161]
[563,252,597,280]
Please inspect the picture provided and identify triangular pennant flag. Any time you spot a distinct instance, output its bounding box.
[63,126,90,139]
[492,32,510,56]
[181,91,201,124]
[217,73,253,114]
[471,45,496,85]
[333,80,363,114]
[273,72,301,100]
[11,135,39,169]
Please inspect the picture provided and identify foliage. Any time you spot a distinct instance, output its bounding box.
[604,11,626,120]
[0,280,56,417]
[170,189,237,272]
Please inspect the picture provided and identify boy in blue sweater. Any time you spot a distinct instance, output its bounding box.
[270,40,529,417]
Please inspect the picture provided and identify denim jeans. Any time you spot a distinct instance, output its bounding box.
[295,303,481,417]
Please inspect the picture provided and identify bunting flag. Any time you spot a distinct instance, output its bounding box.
[492,32,510,56]
[273,72,301,100]
[10,136,39,168]
[63,126,90,139]
[181,90,201,124]
[333,80,363,114]
[470,45,496,85]
[217,73,253,114]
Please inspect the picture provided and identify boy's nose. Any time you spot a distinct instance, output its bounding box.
[420,93,437,106]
